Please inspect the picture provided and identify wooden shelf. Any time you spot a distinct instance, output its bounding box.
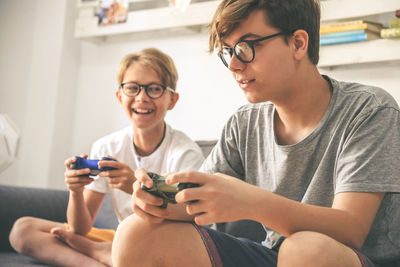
[74,0,400,68]
[319,39,400,68]
[74,0,219,39]
[320,0,399,22]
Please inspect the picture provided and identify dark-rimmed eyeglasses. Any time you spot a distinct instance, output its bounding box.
[120,82,175,99]
[218,31,287,68]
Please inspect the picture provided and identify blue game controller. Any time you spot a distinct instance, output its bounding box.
[70,156,117,176]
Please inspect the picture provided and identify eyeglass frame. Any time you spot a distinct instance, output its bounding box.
[119,82,175,99]
[218,31,288,68]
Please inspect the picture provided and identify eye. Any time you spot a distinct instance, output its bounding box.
[148,84,164,94]
[235,42,253,61]
[124,83,139,92]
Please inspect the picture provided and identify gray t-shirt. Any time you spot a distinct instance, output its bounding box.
[201,76,400,263]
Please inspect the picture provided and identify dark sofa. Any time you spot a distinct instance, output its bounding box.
[0,140,265,266]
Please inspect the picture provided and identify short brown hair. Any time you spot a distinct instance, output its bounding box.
[117,48,178,90]
[209,0,320,65]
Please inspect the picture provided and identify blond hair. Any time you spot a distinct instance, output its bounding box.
[117,48,178,90]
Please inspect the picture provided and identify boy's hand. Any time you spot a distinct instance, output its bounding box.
[166,171,257,226]
[131,169,169,224]
[64,155,93,194]
[98,156,136,195]
[132,169,192,224]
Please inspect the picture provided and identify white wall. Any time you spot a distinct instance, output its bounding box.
[1,1,399,189]
[0,0,80,188]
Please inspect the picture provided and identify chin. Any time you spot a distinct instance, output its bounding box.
[245,94,267,104]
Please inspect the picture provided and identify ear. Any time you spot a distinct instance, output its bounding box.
[116,89,123,105]
[167,92,179,110]
[290,29,309,61]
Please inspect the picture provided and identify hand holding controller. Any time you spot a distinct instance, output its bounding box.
[70,156,117,176]
[141,172,199,208]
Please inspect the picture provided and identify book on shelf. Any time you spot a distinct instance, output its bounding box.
[381,28,400,38]
[389,17,400,28]
[320,20,383,34]
[320,32,380,46]
[321,29,373,38]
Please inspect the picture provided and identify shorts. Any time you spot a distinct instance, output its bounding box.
[194,225,380,267]
[64,223,115,242]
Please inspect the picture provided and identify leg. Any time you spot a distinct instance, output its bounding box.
[277,231,362,267]
[112,214,212,267]
[51,227,112,266]
[9,216,107,267]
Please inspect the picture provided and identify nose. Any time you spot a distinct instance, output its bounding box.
[136,86,151,101]
[228,54,245,72]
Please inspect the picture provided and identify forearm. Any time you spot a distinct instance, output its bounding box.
[66,191,94,235]
[249,188,377,249]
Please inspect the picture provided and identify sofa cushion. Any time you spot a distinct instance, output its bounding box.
[0,185,68,252]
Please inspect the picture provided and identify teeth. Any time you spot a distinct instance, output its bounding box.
[133,108,153,114]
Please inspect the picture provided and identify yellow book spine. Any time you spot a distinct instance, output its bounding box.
[320,23,369,34]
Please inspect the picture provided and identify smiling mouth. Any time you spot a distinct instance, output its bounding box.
[237,79,255,88]
[132,108,154,114]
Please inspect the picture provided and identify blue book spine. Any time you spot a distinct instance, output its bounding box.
[320,33,369,46]
[320,29,365,38]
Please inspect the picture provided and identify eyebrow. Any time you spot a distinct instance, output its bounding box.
[222,33,264,47]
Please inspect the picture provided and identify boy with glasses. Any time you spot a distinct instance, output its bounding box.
[9,48,204,267]
[112,1,400,267]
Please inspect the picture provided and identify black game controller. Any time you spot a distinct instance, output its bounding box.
[141,172,199,208]
[70,156,117,176]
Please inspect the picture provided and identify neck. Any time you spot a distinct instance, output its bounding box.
[133,123,166,156]
[274,68,332,145]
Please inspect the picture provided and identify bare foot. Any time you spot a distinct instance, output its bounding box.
[51,227,112,266]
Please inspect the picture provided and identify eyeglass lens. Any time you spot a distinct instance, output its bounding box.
[122,82,165,99]
[220,42,253,68]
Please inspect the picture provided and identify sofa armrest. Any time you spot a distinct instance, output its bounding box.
[0,185,69,252]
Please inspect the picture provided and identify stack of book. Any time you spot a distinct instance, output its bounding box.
[380,10,400,39]
[320,20,383,46]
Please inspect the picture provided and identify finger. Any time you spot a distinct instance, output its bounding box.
[65,177,93,184]
[175,186,203,204]
[65,168,91,178]
[184,201,203,215]
[64,157,77,168]
[165,171,209,185]
[98,159,119,169]
[135,169,153,188]
[132,204,164,224]
[135,187,164,207]
[99,169,120,178]
[193,212,213,226]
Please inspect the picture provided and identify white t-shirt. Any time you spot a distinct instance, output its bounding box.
[86,124,204,222]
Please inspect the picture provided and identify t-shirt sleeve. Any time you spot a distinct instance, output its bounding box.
[200,114,245,179]
[335,107,400,194]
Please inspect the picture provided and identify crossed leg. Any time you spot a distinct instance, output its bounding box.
[51,227,112,266]
[9,216,108,267]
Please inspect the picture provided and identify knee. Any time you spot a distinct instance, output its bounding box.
[112,214,156,266]
[278,231,333,266]
[9,216,37,253]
